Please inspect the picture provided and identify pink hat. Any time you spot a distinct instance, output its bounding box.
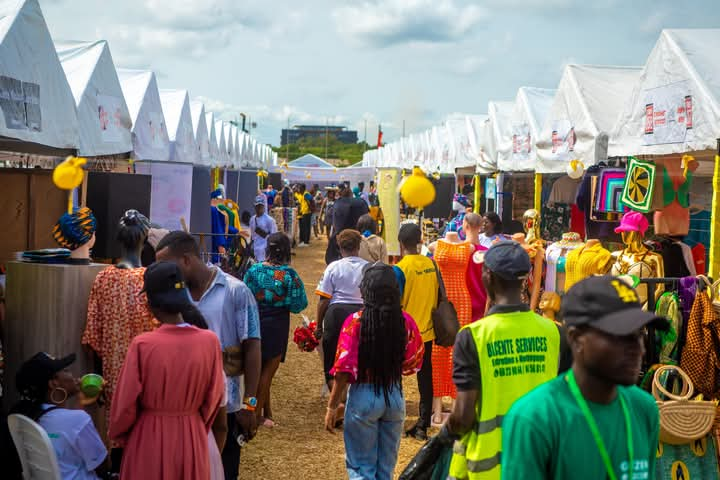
[614,211,648,235]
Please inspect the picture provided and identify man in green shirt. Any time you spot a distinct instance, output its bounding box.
[502,276,667,480]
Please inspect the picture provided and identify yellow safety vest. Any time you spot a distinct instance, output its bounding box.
[448,311,560,480]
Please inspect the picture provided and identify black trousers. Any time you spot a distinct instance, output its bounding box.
[322,303,363,382]
[222,412,242,480]
[416,341,434,428]
[299,213,312,244]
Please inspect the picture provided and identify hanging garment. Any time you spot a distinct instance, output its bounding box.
[687,210,711,254]
[569,204,585,239]
[659,240,692,278]
[548,175,581,205]
[653,158,697,236]
[594,168,626,213]
[692,243,706,276]
[544,244,563,293]
[621,157,656,213]
[680,291,720,399]
[656,436,719,480]
[433,240,472,399]
[564,242,612,291]
[540,204,571,242]
[655,292,682,364]
[575,165,620,241]
[466,244,488,322]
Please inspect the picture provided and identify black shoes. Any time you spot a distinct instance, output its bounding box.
[405,424,428,441]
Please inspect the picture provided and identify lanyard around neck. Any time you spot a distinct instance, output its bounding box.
[566,370,633,480]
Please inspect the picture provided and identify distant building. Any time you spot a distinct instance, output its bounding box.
[281,125,358,145]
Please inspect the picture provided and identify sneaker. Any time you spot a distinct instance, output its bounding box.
[298,243,309,248]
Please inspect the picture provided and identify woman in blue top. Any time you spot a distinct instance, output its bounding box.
[244,233,308,427]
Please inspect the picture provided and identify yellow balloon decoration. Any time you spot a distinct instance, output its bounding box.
[400,167,436,209]
[53,156,87,214]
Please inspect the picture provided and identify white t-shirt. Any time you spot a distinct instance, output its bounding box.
[38,405,106,480]
[250,214,278,262]
[315,256,368,305]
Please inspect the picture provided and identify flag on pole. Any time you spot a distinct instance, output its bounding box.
[377,124,383,148]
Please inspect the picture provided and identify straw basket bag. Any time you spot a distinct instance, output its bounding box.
[653,365,717,445]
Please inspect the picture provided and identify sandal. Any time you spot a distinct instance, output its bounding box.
[261,418,276,428]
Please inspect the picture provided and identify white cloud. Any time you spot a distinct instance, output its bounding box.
[452,56,488,75]
[333,0,486,47]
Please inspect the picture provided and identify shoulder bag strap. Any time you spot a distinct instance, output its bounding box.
[431,259,448,304]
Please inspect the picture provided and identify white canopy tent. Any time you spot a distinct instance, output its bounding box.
[190,101,210,166]
[467,115,493,173]
[159,89,197,164]
[536,64,641,174]
[232,126,241,168]
[609,29,720,162]
[0,0,78,153]
[56,40,132,157]
[224,122,235,167]
[205,112,218,166]
[484,101,515,172]
[498,87,555,172]
[214,120,228,166]
[117,69,170,161]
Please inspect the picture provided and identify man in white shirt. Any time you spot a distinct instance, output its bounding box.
[250,195,278,262]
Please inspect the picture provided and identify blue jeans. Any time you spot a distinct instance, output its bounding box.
[344,383,405,480]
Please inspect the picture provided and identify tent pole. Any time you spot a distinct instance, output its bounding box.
[534,173,542,212]
[709,138,720,279]
[473,173,481,214]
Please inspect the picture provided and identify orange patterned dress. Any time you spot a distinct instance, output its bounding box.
[433,240,472,398]
[82,266,157,430]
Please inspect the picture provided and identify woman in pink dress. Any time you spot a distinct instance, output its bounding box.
[464,213,488,322]
[109,262,225,480]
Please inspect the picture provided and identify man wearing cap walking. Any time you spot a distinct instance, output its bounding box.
[250,195,278,262]
[502,276,664,480]
[442,241,561,480]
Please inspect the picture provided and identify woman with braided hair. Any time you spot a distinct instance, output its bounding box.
[325,263,424,480]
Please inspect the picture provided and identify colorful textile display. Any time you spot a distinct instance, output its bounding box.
[656,436,719,480]
[541,204,570,242]
[594,168,626,213]
[621,157,656,213]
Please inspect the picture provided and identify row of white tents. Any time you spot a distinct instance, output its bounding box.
[0,0,275,169]
[363,29,720,175]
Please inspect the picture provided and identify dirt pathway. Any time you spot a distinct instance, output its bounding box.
[240,237,427,479]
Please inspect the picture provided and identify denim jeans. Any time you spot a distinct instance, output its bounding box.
[344,383,405,480]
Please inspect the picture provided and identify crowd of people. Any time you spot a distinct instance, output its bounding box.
[2,180,669,480]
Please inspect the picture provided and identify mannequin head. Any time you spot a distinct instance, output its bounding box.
[117,210,150,268]
[615,212,649,253]
[539,291,561,322]
[53,207,97,259]
[621,231,646,253]
[463,213,483,244]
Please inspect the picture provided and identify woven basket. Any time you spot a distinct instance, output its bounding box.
[710,278,720,316]
[653,365,717,445]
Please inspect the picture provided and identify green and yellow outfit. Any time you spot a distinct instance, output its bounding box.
[449,305,560,480]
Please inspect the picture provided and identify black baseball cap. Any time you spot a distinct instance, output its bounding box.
[16,352,76,395]
[483,241,531,280]
[562,276,669,335]
[142,261,193,308]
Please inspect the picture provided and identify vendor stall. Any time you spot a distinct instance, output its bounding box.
[159,89,197,164]
[190,100,210,166]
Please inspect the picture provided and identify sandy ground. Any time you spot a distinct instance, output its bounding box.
[240,236,433,479]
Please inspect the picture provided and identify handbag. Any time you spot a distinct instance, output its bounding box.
[399,436,450,480]
[431,260,460,347]
[652,365,717,445]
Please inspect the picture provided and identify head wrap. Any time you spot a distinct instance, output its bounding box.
[453,193,471,208]
[53,207,97,250]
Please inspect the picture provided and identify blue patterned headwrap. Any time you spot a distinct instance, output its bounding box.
[53,207,97,250]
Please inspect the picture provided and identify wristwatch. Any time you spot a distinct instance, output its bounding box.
[242,396,257,412]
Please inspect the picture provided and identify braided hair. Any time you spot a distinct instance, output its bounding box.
[266,232,291,265]
[117,209,150,250]
[357,263,407,406]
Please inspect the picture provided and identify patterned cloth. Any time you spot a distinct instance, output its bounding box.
[330,310,424,382]
[541,203,570,242]
[82,266,157,430]
[594,168,626,213]
[621,157,656,213]
[443,212,467,241]
[433,241,472,398]
[680,291,720,399]
[243,263,308,313]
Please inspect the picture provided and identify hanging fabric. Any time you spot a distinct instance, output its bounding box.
[594,168,626,213]
[621,157,656,213]
[679,289,720,399]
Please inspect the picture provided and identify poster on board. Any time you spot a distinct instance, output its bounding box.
[97,94,123,143]
[548,119,575,161]
[642,80,693,146]
[378,168,400,256]
[136,162,193,231]
[511,123,532,166]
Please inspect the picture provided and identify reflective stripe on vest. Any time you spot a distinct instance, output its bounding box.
[448,311,560,480]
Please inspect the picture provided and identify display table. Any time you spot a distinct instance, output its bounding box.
[2,261,105,407]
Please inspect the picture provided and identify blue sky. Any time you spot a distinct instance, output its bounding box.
[42,0,720,146]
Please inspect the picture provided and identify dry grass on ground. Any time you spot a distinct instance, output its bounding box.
[241,237,435,479]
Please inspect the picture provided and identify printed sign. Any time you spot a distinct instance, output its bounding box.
[0,76,42,132]
[148,111,166,148]
[136,162,193,231]
[511,123,532,166]
[548,119,575,161]
[97,94,124,142]
[642,80,693,145]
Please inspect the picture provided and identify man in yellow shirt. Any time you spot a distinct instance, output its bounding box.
[296,184,313,247]
[393,223,438,440]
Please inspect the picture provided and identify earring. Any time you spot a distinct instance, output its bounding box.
[50,387,68,405]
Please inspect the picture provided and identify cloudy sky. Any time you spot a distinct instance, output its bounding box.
[42,0,719,146]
